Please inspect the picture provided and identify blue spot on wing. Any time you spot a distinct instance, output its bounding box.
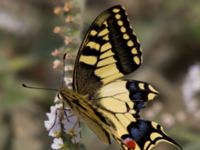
[135,101,145,109]
[130,120,149,141]
[126,81,148,114]
[126,81,148,101]
[130,93,144,100]
[126,81,138,91]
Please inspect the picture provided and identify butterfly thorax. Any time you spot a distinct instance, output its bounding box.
[60,88,103,121]
[59,88,87,112]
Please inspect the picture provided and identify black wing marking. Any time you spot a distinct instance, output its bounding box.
[120,120,182,150]
[73,5,142,97]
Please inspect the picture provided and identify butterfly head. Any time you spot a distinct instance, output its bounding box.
[59,87,73,99]
[59,87,85,108]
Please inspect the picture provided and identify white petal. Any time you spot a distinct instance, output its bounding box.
[71,134,81,144]
[49,123,61,137]
[54,94,60,103]
[55,103,63,109]
[62,119,75,131]
[50,106,57,113]
[51,138,64,149]
[44,120,52,130]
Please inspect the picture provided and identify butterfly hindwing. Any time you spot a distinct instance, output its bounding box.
[73,5,142,96]
[121,119,181,150]
[96,80,159,116]
[94,80,180,150]
[126,80,159,116]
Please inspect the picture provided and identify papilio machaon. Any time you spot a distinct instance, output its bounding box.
[59,5,182,150]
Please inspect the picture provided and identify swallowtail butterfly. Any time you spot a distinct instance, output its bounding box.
[59,5,182,150]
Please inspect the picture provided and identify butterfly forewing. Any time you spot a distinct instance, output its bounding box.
[73,5,142,96]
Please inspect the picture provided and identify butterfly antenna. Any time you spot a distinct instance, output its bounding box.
[23,53,68,92]
[22,84,58,92]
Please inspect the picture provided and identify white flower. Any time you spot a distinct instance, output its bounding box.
[48,123,61,137]
[182,64,200,113]
[64,65,73,71]
[63,119,81,144]
[44,106,57,130]
[71,127,81,144]
[44,104,62,137]
[64,77,73,87]
[45,103,81,145]
[45,95,81,149]
[62,109,81,143]
[53,59,61,69]
[62,115,77,130]
[51,138,64,150]
[54,94,62,103]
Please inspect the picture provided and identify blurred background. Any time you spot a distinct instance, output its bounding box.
[0,0,200,150]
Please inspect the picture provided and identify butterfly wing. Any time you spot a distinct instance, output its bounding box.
[121,119,181,150]
[96,80,159,117]
[71,5,181,150]
[79,107,112,144]
[95,80,181,150]
[73,5,142,96]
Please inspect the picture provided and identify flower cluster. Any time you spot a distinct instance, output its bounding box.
[46,0,84,149]
[51,0,83,71]
[44,96,81,149]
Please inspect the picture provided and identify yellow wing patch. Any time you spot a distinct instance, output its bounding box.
[101,42,112,52]
[73,5,142,93]
[79,55,97,65]
[86,41,100,50]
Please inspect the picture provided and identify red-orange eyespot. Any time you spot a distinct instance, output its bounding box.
[123,137,136,149]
